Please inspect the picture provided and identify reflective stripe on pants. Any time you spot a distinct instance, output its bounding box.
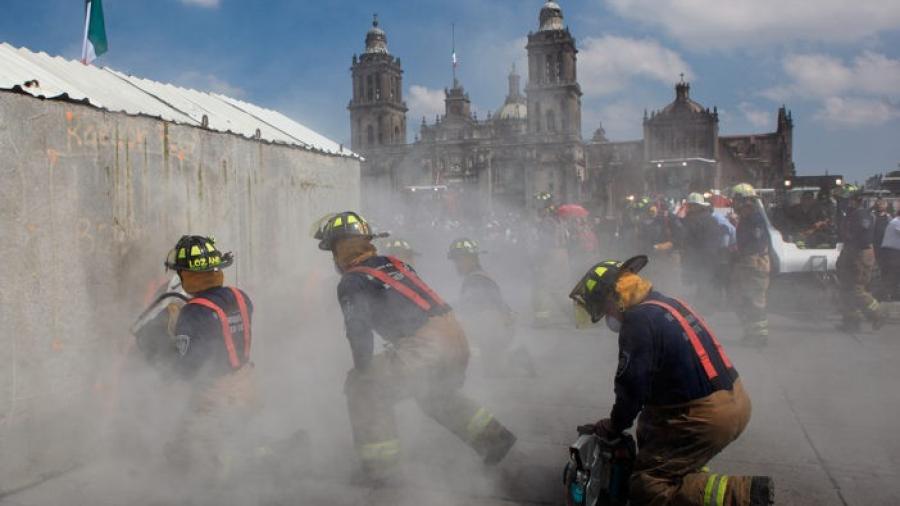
[703,473,730,506]
[359,439,401,463]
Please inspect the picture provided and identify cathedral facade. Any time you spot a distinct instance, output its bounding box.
[348,2,794,218]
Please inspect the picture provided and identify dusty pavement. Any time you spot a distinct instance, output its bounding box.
[1,307,898,505]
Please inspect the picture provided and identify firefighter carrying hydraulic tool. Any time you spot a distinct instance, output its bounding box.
[569,255,774,506]
[314,212,517,484]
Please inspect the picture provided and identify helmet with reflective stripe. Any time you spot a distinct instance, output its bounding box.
[382,237,417,257]
[837,183,860,199]
[314,211,384,251]
[165,235,233,272]
[687,192,710,206]
[730,183,757,199]
[569,255,648,323]
[447,237,485,259]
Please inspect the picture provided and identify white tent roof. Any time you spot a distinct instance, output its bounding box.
[0,43,355,157]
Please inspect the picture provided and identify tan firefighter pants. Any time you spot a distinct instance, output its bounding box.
[836,246,880,323]
[730,254,770,337]
[344,313,508,467]
[166,364,260,484]
[630,380,754,506]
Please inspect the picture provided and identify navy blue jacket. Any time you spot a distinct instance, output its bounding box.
[173,286,253,380]
[736,208,769,256]
[841,208,875,249]
[459,271,509,315]
[338,256,450,370]
[610,292,737,432]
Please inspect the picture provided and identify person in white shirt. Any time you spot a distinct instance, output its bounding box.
[880,210,900,301]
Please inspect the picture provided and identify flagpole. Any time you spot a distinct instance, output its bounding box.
[80,1,92,64]
[451,23,457,87]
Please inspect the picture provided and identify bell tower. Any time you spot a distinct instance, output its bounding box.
[349,15,407,153]
[525,1,582,138]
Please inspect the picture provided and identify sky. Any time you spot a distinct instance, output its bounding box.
[2,0,900,182]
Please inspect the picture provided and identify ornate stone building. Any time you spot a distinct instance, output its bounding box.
[586,81,795,211]
[350,2,794,217]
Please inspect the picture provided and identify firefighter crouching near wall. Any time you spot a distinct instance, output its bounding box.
[569,255,774,506]
[448,238,536,378]
[729,184,771,346]
[314,212,517,483]
[161,235,258,484]
[835,188,885,332]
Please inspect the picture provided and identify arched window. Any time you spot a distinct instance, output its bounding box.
[394,126,400,141]
[534,102,542,132]
[366,125,374,145]
[557,52,564,81]
[546,110,557,132]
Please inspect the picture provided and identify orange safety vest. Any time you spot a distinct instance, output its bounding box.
[347,256,447,313]
[640,297,736,388]
[187,287,251,370]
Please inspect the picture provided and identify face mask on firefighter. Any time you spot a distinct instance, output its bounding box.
[606,315,622,333]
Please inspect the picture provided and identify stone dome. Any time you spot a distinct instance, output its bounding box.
[365,15,388,54]
[498,101,527,120]
[539,1,564,31]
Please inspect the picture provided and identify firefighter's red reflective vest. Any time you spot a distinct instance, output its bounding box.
[640,297,736,388]
[187,287,251,370]
[346,256,448,313]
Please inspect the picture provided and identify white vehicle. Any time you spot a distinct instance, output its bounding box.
[755,194,841,276]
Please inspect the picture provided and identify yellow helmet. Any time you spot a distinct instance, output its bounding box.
[313,211,385,251]
[730,183,757,199]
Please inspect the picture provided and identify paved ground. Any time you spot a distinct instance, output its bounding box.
[2,304,898,505]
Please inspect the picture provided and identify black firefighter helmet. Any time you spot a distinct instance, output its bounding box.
[164,235,234,272]
[313,211,387,251]
[569,255,648,323]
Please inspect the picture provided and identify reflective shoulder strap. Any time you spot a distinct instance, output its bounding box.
[187,297,241,369]
[347,266,433,312]
[671,297,734,370]
[640,299,719,381]
[228,287,252,361]
[387,256,447,307]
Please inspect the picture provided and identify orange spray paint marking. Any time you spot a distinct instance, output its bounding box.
[50,338,64,352]
[46,148,59,167]
[65,110,74,122]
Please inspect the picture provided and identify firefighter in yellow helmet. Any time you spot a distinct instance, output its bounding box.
[729,184,771,346]
[569,256,774,506]
[380,237,418,266]
[314,212,517,483]
[161,235,258,486]
[835,189,885,332]
[448,238,536,378]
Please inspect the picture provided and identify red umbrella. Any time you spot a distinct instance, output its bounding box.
[557,204,589,219]
[709,194,732,208]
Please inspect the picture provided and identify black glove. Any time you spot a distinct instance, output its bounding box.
[595,418,620,439]
[577,423,597,435]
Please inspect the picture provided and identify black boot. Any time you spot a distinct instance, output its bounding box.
[749,476,775,505]
[474,420,517,465]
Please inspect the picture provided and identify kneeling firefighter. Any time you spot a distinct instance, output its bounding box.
[569,256,774,506]
[163,235,258,483]
[315,212,516,482]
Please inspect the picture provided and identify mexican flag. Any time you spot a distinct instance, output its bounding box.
[80,0,108,64]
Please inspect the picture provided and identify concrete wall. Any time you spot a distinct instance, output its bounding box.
[0,91,359,490]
